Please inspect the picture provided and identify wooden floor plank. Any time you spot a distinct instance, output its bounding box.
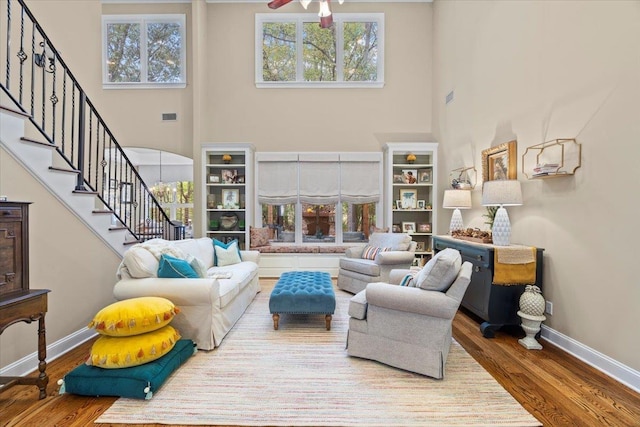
[2,280,639,427]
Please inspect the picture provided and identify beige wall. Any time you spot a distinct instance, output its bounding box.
[432,0,640,370]
[0,148,120,365]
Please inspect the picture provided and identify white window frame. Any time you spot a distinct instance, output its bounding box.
[102,14,187,89]
[255,13,384,89]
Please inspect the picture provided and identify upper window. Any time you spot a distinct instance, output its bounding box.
[102,15,186,89]
[255,13,384,88]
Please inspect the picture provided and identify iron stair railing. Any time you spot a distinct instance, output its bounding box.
[1,0,184,242]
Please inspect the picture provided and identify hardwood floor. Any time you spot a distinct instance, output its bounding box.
[2,280,639,427]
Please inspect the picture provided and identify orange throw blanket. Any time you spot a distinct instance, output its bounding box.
[493,246,536,285]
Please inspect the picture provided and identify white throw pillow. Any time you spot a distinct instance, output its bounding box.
[215,240,242,267]
[414,248,462,292]
[122,246,160,278]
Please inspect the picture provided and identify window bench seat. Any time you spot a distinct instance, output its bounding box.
[253,245,356,278]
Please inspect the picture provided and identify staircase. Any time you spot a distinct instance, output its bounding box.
[0,0,183,256]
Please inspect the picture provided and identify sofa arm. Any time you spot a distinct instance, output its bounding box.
[240,250,260,264]
[365,282,460,320]
[376,251,416,265]
[113,278,221,307]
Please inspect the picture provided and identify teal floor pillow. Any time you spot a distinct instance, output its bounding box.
[59,339,196,400]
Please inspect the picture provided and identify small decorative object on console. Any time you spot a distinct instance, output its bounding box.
[451,228,492,244]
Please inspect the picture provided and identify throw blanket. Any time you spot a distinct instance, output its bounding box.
[493,246,537,285]
[116,239,207,280]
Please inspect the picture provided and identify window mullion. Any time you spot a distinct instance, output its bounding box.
[335,19,344,82]
[296,17,304,82]
[140,19,148,84]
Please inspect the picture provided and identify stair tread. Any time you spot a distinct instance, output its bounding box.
[20,136,57,148]
[0,104,31,118]
[92,209,114,214]
[49,166,80,174]
[72,189,99,195]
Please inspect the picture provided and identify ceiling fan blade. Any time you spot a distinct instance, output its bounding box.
[268,0,294,9]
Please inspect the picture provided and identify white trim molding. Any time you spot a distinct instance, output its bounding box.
[0,328,97,378]
[541,325,640,393]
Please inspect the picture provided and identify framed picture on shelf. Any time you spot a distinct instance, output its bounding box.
[401,169,418,184]
[237,175,245,184]
[417,223,431,233]
[208,174,220,183]
[393,174,404,183]
[392,224,402,233]
[222,189,240,209]
[417,200,426,209]
[418,169,432,183]
[120,182,132,204]
[402,222,416,233]
[399,189,417,209]
[221,169,238,184]
[482,140,517,181]
[416,241,426,252]
[395,200,403,210]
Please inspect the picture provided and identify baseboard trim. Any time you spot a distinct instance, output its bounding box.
[0,327,96,378]
[541,325,640,393]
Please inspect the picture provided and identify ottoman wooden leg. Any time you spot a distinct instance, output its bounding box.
[325,314,332,331]
[273,313,280,330]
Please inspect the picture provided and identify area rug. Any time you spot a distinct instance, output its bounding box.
[97,284,541,426]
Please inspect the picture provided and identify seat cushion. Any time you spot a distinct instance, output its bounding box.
[414,248,462,292]
[339,257,380,277]
[60,339,196,400]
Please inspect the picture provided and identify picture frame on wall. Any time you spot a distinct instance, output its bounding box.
[402,222,416,233]
[222,189,240,209]
[482,140,517,181]
[399,189,417,209]
[120,182,132,204]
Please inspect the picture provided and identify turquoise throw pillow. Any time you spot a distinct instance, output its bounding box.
[213,239,242,266]
[158,254,199,278]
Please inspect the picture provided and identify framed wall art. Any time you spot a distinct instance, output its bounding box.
[482,140,517,181]
[222,189,240,209]
[120,182,133,204]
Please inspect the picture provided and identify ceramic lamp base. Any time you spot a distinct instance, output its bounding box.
[449,208,464,233]
[491,206,511,246]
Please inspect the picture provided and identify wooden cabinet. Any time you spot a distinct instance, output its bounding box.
[433,235,544,338]
[384,143,438,266]
[202,144,254,249]
[0,201,50,399]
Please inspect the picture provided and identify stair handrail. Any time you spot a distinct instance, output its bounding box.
[1,0,184,241]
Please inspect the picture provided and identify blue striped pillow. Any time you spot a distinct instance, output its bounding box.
[361,245,391,260]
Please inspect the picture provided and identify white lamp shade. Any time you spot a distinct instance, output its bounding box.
[443,189,472,209]
[482,180,523,206]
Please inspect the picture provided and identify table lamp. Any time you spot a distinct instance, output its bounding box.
[481,180,522,246]
[442,189,472,233]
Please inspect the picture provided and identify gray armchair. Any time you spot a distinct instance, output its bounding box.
[337,233,417,294]
[346,249,472,379]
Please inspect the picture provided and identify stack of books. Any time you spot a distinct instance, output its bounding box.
[532,163,560,177]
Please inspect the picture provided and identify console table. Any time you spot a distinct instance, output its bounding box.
[433,235,544,338]
[0,289,50,399]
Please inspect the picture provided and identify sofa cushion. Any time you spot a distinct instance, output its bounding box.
[173,238,215,269]
[361,245,391,260]
[207,261,257,308]
[213,239,242,266]
[414,248,462,292]
[250,226,270,248]
[122,246,160,279]
[158,254,200,279]
[349,290,368,320]
[87,325,181,369]
[339,257,380,277]
[60,339,196,399]
[368,233,412,251]
[88,297,179,337]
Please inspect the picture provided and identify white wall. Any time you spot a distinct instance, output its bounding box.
[432,0,640,371]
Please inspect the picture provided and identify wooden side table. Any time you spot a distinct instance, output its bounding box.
[0,289,50,399]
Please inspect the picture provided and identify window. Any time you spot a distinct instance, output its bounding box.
[256,153,382,244]
[256,13,384,88]
[102,14,186,88]
[151,181,194,225]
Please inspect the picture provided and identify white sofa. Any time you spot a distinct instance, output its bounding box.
[113,237,260,350]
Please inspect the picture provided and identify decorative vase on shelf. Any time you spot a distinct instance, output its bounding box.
[517,285,546,350]
[406,153,416,164]
[222,154,232,164]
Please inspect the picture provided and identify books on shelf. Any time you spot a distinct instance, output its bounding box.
[532,163,560,177]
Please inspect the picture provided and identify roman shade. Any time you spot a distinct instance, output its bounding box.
[257,153,298,205]
[299,153,340,204]
[340,156,380,203]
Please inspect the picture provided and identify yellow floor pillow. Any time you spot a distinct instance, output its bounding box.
[88,296,179,337]
[88,325,181,369]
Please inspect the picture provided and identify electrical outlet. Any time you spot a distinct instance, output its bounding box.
[545,300,553,315]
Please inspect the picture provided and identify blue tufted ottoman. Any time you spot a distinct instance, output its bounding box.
[269,271,336,330]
